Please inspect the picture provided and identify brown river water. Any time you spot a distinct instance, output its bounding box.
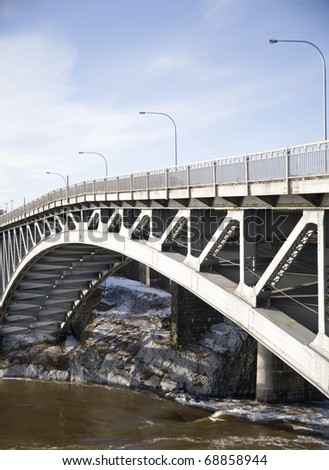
[0,379,329,450]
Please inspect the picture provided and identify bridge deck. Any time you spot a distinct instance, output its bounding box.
[0,141,328,225]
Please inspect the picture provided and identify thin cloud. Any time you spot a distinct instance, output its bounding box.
[0,33,131,196]
[144,50,236,84]
[0,33,76,103]
[202,0,244,25]
[145,53,191,75]
[202,0,267,26]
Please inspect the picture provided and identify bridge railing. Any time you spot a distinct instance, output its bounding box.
[1,141,328,225]
[289,144,329,176]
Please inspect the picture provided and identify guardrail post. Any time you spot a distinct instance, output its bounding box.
[165,169,169,199]
[116,176,119,196]
[286,147,290,193]
[244,156,249,195]
[146,172,150,198]
[130,174,133,199]
[187,165,190,197]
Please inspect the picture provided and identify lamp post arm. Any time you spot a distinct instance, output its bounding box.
[269,39,327,140]
[94,152,108,178]
[46,172,67,187]
[139,111,178,165]
[46,171,69,201]
[162,113,177,166]
[79,152,108,177]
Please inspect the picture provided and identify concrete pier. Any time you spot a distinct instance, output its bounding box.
[256,343,323,403]
[170,281,222,347]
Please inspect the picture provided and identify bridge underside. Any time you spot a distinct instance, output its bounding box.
[0,243,129,335]
[1,195,329,398]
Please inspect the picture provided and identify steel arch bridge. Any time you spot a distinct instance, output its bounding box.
[1,141,329,399]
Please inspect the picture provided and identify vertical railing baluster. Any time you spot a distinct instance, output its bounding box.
[146,172,150,198]
[286,147,290,193]
[165,168,169,198]
[244,156,249,195]
[213,161,217,195]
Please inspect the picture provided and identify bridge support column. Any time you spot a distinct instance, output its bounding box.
[139,264,170,290]
[0,239,3,297]
[188,210,214,258]
[116,260,169,290]
[317,210,329,337]
[256,343,322,403]
[240,210,264,286]
[170,281,222,347]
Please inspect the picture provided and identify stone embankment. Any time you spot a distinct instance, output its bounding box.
[0,277,257,400]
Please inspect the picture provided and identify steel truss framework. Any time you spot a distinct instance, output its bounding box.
[1,200,329,398]
[1,204,329,337]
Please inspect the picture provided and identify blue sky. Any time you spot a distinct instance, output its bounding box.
[0,0,328,208]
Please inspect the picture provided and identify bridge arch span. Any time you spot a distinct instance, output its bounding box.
[0,236,130,335]
[1,228,329,398]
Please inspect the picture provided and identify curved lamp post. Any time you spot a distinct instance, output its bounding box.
[46,171,69,200]
[268,39,327,141]
[139,111,178,166]
[46,171,69,187]
[79,151,109,177]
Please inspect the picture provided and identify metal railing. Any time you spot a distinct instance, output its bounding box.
[1,141,328,225]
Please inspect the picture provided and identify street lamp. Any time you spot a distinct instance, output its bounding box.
[46,171,69,187]
[268,39,327,141]
[79,151,109,177]
[139,111,178,166]
[46,171,69,200]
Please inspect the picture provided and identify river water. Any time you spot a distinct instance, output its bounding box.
[0,378,329,450]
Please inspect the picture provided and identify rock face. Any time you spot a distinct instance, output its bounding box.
[0,277,257,400]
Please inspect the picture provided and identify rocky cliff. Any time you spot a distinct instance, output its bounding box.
[0,276,257,400]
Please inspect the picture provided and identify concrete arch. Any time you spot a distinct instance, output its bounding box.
[0,235,129,335]
[1,227,329,398]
